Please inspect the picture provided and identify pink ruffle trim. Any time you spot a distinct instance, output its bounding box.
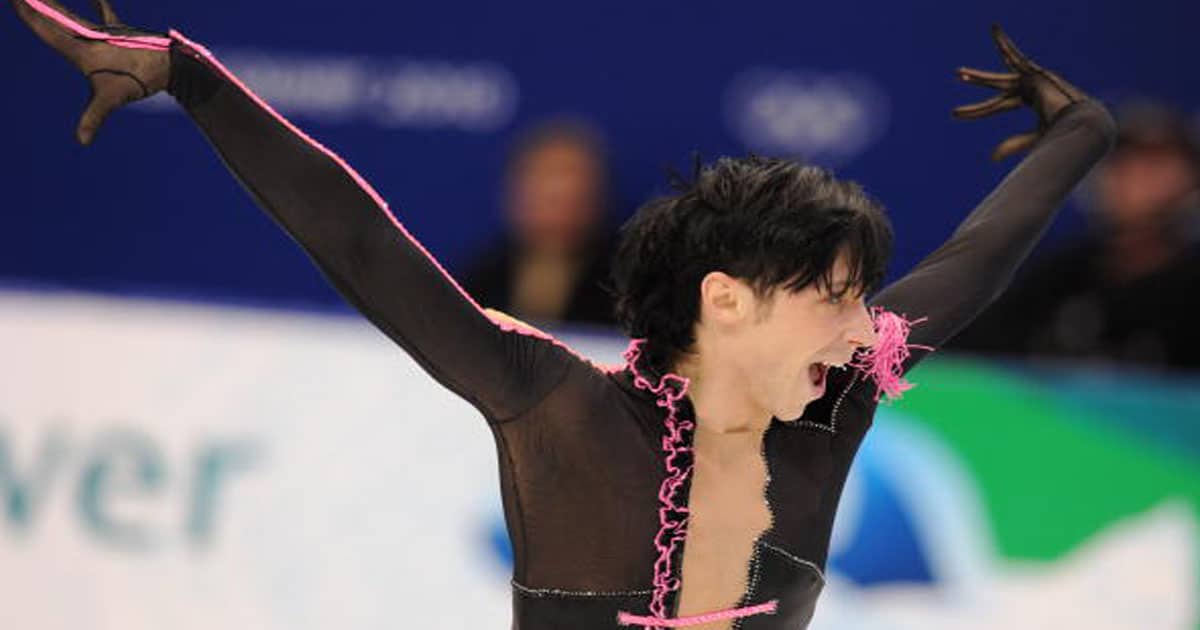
[622,340,694,622]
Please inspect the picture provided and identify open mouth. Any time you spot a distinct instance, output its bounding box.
[808,362,829,393]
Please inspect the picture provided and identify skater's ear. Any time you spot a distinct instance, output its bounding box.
[698,271,755,328]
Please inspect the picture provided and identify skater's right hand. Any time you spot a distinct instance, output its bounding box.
[10,0,171,145]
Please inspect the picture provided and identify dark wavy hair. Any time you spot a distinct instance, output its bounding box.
[611,155,893,372]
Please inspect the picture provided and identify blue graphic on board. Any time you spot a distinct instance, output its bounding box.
[828,450,934,586]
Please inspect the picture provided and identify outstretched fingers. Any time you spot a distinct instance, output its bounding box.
[13,0,169,145]
[14,0,101,28]
[91,0,120,25]
[955,25,1072,160]
[956,66,1019,91]
[991,24,1035,73]
[76,72,130,144]
[952,93,1024,120]
[991,131,1040,162]
[10,0,95,65]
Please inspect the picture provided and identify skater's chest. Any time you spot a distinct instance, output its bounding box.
[674,435,774,629]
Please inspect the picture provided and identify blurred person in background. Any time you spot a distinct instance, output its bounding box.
[950,101,1200,370]
[461,120,617,327]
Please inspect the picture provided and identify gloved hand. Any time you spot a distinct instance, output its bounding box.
[10,0,170,145]
[954,24,1089,161]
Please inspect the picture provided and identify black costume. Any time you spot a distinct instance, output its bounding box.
[11,2,1116,627]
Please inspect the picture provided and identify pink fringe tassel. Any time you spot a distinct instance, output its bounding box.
[849,307,933,402]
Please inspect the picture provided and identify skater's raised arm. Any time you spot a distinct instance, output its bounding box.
[10,0,575,422]
[868,26,1116,373]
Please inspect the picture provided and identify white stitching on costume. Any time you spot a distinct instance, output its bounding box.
[731,542,766,630]
[792,369,859,434]
[757,541,827,585]
[511,579,654,598]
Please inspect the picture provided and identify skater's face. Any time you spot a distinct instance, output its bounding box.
[705,251,877,421]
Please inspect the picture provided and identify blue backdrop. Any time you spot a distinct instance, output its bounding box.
[2,0,1196,312]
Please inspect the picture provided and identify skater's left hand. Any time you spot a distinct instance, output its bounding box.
[9,0,170,145]
[953,24,1091,161]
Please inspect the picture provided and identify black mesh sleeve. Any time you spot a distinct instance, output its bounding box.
[868,100,1117,373]
[166,38,573,423]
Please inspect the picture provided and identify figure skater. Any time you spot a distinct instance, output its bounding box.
[9,1,1115,627]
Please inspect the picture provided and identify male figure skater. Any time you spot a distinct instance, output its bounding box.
[10,1,1115,627]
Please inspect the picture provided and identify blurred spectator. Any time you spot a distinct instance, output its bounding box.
[461,119,617,327]
[950,100,1200,370]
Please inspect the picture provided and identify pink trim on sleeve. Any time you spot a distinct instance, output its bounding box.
[482,309,618,370]
[167,30,598,360]
[168,30,464,302]
[26,6,607,367]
